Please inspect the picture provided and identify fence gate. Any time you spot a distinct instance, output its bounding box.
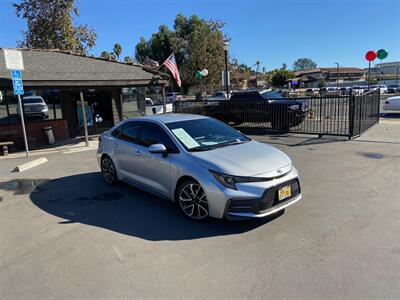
[349,89,380,138]
[174,89,380,139]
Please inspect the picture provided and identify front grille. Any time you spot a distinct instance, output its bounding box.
[257,179,300,212]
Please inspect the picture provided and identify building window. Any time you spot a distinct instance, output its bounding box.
[0,89,63,125]
[121,87,146,118]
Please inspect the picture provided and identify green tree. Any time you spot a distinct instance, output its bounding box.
[14,0,96,54]
[100,51,111,59]
[270,69,294,87]
[123,56,132,63]
[135,14,226,93]
[293,58,317,71]
[135,37,151,63]
[112,43,122,60]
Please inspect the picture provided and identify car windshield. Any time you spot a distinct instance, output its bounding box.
[166,118,250,151]
[23,98,43,104]
[261,91,283,99]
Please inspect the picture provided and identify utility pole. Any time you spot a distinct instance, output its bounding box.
[223,42,229,98]
[334,62,339,89]
[79,92,89,147]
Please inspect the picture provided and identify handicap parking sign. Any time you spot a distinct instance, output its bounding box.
[12,69,22,79]
[11,69,24,95]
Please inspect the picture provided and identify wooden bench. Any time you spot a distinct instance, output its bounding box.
[0,141,14,156]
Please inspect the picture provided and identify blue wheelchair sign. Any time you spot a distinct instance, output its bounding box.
[11,69,24,95]
[12,70,22,79]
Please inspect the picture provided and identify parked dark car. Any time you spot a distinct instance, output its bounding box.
[387,85,399,94]
[205,90,308,130]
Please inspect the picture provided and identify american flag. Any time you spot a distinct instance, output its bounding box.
[162,53,181,87]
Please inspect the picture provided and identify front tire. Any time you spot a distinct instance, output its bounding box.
[101,156,118,185]
[176,179,209,220]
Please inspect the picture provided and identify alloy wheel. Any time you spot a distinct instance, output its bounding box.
[101,157,116,184]
[179,183,209,220]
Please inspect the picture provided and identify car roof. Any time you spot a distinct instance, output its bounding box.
[122,113,209,125]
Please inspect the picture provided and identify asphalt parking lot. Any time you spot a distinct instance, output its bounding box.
[0,119,399,299]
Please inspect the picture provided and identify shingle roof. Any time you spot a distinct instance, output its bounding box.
[295,67,365,76]
[0,48,164,84]
[320,67,365,73]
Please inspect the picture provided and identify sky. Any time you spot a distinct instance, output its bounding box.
[1,0,399,71]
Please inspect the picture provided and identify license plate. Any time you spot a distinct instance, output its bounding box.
[278,185,292,201]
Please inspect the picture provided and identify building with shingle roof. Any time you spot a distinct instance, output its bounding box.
[0,48,168,147]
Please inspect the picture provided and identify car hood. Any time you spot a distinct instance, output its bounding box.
[191,140,292,177]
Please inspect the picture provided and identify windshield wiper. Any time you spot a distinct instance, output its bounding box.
[189,146,212,152]
[209,139,248,150]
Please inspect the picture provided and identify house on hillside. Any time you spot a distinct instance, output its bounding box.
[291,67,366,88]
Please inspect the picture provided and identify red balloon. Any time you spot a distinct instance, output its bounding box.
[365,50,377,61]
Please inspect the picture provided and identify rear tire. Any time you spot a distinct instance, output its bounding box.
[101,156,118,185]
[176,179,209,221]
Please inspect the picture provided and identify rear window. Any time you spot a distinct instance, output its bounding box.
[261,91,283,99]
[230,92,263,100]
[23,97,43,104]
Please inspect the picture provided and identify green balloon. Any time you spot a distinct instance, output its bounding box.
[377,49,388,60]
[195,70,203,79]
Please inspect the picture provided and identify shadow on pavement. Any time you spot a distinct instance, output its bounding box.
[380,112,400,119]
[29,172,281,241]
[238,128,349,147]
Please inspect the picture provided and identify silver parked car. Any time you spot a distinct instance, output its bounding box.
[97,114,301,220]
[17,96,49,119]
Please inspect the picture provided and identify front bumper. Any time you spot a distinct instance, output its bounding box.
[224,177,301,220]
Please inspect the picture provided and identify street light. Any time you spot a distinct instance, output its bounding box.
[223,41,229,98]
[334,62,339,89]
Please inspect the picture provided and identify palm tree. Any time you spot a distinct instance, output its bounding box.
[113,43,122,60]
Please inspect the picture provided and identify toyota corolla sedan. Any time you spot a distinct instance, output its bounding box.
[97,114,301,220]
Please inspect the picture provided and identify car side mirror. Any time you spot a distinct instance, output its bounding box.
[148,143,167,156]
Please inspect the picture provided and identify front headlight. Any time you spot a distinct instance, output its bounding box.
[210,171,237,190]
[289,104,300,110]
[209,170,288,190]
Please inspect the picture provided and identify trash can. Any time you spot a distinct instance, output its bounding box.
[43,126,55,145]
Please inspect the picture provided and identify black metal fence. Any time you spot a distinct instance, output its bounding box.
[173,89,380,139]
[350,89,380,137]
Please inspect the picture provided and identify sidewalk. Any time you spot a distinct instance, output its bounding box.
[0,137,99,160]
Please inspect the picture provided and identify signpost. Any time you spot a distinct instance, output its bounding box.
[3,49,29,157]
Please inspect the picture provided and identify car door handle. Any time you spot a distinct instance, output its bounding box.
[135,150,142,156]
[113,143,119,148]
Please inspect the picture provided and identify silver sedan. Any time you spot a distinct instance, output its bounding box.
[97,114,301,220]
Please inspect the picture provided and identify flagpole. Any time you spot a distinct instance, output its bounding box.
[162,86,167,114]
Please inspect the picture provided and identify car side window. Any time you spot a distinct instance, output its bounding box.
[120,123,141,143]
[140,124,178,153]
[111,126,122,137]
[112,122,141,144]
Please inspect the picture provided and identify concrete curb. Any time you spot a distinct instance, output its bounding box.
[14,157,48,172]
